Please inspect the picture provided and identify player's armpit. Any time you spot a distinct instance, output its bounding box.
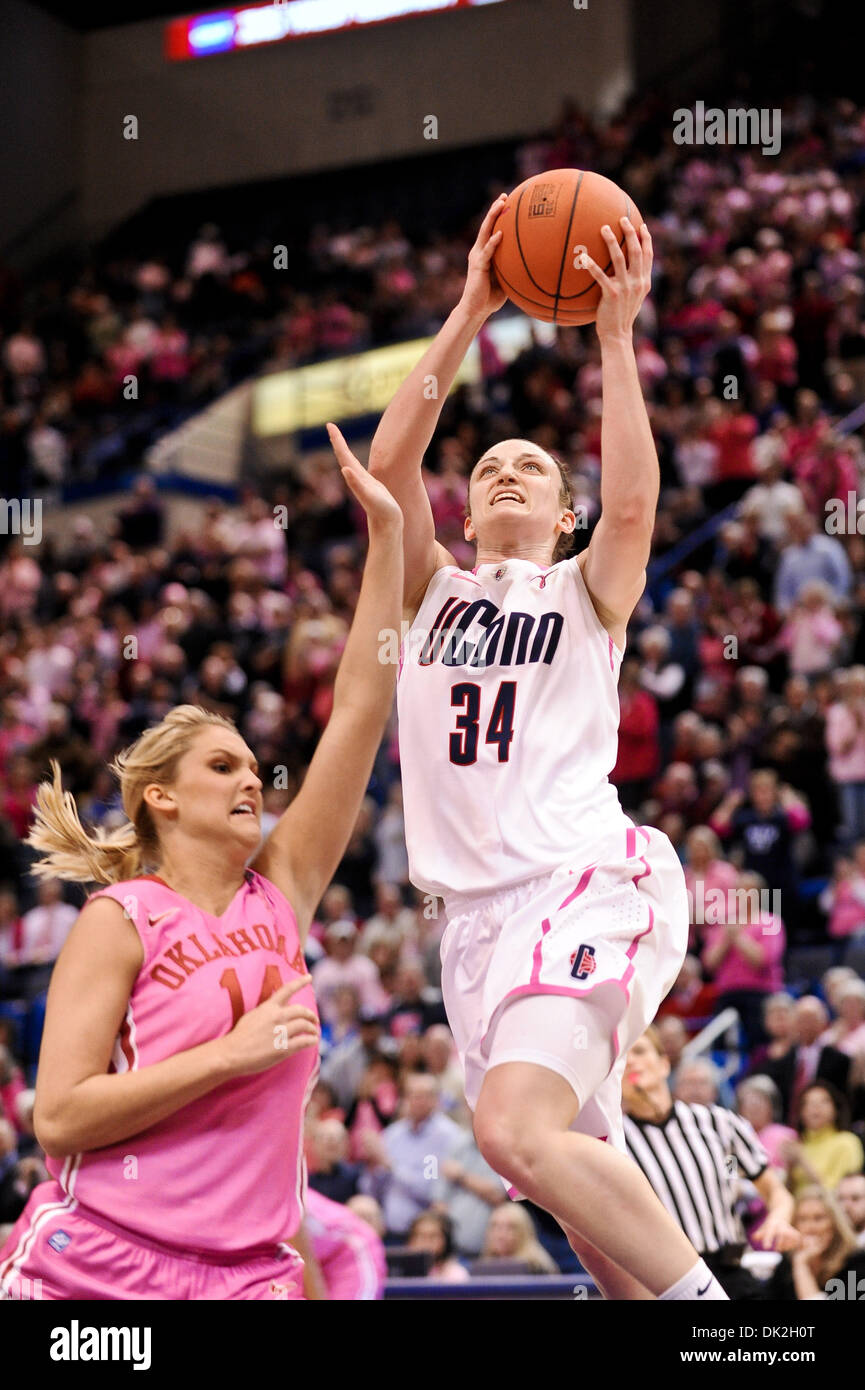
[577,513,651,642]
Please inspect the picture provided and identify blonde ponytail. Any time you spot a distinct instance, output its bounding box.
[27,761,145,885]
[25,705,238,887]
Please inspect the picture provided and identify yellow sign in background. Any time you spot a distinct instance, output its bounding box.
[252,337,481,436]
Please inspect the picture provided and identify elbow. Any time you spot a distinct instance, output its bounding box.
[34,1102,74,1160]
[603,504,655,532]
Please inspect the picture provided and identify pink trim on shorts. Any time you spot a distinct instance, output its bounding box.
[72,1200,288,1265]
[481,823,659,1055]
[1,1186,78,1288]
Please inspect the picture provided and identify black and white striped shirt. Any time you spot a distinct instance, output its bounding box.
[623,1100,769,1253]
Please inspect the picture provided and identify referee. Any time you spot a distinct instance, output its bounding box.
[622,1027,800,1299]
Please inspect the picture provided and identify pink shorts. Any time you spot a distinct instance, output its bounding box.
[0,1182,305,1301]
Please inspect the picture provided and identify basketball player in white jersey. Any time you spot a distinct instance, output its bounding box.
[345,196,728,1300]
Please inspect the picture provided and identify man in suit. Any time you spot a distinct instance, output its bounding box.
[756,996,850,1123]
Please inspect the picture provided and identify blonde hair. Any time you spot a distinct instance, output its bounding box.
[481,1203,559,1273]
[793,1185,859,1289]
[26,705,238,886]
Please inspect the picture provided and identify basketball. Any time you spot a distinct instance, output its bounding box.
[492,169,643,325]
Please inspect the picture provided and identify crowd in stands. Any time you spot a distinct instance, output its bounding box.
[2,87,865,1293]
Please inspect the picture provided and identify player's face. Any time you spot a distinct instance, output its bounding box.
[466,440,572,554]
[147,726,263,847]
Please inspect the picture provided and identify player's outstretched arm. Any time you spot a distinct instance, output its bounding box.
[252,426,403,942]
[576,217,658,652]
[368,195,507,605]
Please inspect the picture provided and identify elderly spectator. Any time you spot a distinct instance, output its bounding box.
[307,1118,361,1203]
[759,997,852,1125]
[819,980,865,1058]
[655,1015,689,1071]
[672,1056,723,1106]
[359,1073,463,1240]
[747,992,798,1075]
[735,1075,798,1176]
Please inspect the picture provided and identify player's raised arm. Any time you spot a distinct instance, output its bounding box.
[251,425,403,942]
[367,195,508,607]
[576,217,658,651]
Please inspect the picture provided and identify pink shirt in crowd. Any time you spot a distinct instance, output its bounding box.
[701,913,786,993]
[825,702,865,783]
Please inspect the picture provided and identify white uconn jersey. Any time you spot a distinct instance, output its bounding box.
[396,554,632,898]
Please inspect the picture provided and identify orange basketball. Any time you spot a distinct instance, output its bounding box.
[491,169,643,325]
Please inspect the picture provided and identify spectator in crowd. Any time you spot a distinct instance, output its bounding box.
[623,1028,797,1300]
[682,825,738,951]
[320,1006,398,1111]
[701,869,786,1049]
[709,769,810,936]
[672,1056,723,1106]
[735,1075,798,1177]
[477,1205,559,1274]
[786,1082,864,1198]
[778,580,844,678]
[358,1073,462,1240]
[655,954,718,1032]
[612,658,660,810]
[312,920,389,1027]
[773,510,852,616]
[825,667,865,844]
[762,1187,858,1300]
[307,1118,362,1204]
[385,960,447,1038]
[820,852,865,939]
[406,1211,470,1283]
[835,1173,865,1248]
[758,996,851,1124]
[747,992,798,1075]
[655,1015,689,1072]
[819,979,865,1057]
[438,1129,506,1258]
[421,1025,468,1120]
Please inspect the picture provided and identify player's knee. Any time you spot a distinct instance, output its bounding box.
[474,1106,546,1187]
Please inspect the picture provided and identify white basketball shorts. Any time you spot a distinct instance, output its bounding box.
[439,823,690,1171]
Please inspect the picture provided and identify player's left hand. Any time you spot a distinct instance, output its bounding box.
[326,423,404,532]
[750,1211,802,1253]
[578,216,652,343]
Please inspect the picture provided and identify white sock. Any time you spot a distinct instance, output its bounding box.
[658,1258,729,1301]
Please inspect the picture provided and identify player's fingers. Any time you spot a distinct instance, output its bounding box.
[279,1005,320,1025]
[576,250,612,294]
[477,228,504,265]
[273,975,313,1003]
[600,223,628,281]
[325,422,358,469]
[474,193,508,248]
[620,216,642,276]
[639,221,653,269]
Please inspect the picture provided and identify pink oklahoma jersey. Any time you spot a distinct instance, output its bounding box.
[46,868,319,1255]
[304,1188,385,1300]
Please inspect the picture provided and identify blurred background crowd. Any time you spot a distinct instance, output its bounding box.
[3,85,865,1295]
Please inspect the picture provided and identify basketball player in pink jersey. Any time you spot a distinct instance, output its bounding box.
[0,431,402,1301]
[364,197,728,1300]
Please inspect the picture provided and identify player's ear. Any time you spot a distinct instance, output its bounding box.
[143,782,177,818]
[464,514,476,542]
[558,509,577,535]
